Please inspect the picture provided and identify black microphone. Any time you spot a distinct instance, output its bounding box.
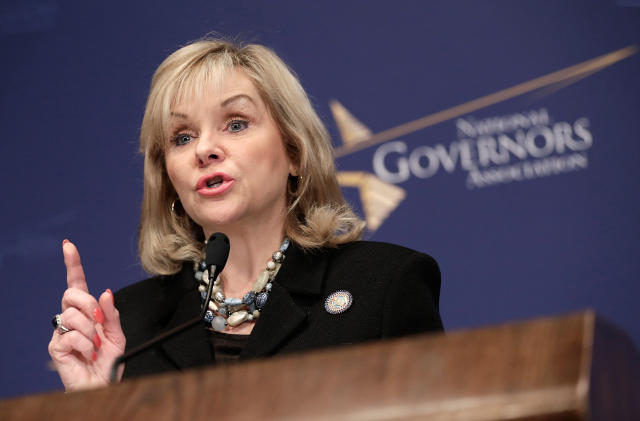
[109,233,230,383]
[200,232,230,318]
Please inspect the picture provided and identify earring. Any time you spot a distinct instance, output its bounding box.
[288,175,303,197]
[171,199,180,213]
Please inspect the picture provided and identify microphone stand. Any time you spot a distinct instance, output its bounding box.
[109,263,219,384]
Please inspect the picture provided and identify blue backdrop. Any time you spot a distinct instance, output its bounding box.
[1,0,639,398]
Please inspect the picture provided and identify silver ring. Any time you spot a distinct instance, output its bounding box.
[52,314,70,334]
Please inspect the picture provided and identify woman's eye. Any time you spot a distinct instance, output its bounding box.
[172,133,192,146]
[228,119,249,133]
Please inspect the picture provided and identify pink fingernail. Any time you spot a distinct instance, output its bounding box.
[62,239,70,246]
[106,289,114,305]
[93,308,105,324]
[93,333,101,349]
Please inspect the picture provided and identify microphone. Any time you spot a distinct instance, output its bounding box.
[200,233,230,319]
[109,233,230,383]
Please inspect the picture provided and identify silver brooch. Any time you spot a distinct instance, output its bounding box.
[324,290,353,314]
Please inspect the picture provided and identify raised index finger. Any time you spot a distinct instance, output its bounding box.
[62,240,89,293]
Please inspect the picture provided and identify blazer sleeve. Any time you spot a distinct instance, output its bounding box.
[380,251,444,337]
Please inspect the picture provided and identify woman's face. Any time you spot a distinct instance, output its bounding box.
[164,68,294,236]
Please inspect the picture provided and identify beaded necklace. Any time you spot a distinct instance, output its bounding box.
[195,237,290,332]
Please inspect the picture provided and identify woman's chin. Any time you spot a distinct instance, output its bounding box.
[197,214,245,234]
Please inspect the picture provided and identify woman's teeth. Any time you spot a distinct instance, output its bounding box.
[206,177,223,188]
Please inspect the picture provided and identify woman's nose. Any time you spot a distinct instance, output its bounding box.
[196,131,225,166]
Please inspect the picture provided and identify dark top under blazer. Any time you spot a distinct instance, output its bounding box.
[115,241,444,379]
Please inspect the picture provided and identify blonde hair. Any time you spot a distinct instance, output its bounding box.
[138,38,364,275]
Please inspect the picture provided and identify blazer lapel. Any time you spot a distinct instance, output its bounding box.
[160,263,213,370]
[155,244,331,364]
[242,244,329,358]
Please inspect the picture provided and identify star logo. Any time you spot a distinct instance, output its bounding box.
[331,45,637,232]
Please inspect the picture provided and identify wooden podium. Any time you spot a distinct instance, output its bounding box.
[1,310,638,420]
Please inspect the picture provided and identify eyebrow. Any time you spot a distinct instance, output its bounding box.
[221,94,256,108]
[169,94,257,120]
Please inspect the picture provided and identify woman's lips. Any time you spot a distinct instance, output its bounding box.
[196,173,234,197]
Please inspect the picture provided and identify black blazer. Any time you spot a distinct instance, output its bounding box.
[115,241,443,379]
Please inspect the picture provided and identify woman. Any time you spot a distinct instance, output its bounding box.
[48,38,443,391]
